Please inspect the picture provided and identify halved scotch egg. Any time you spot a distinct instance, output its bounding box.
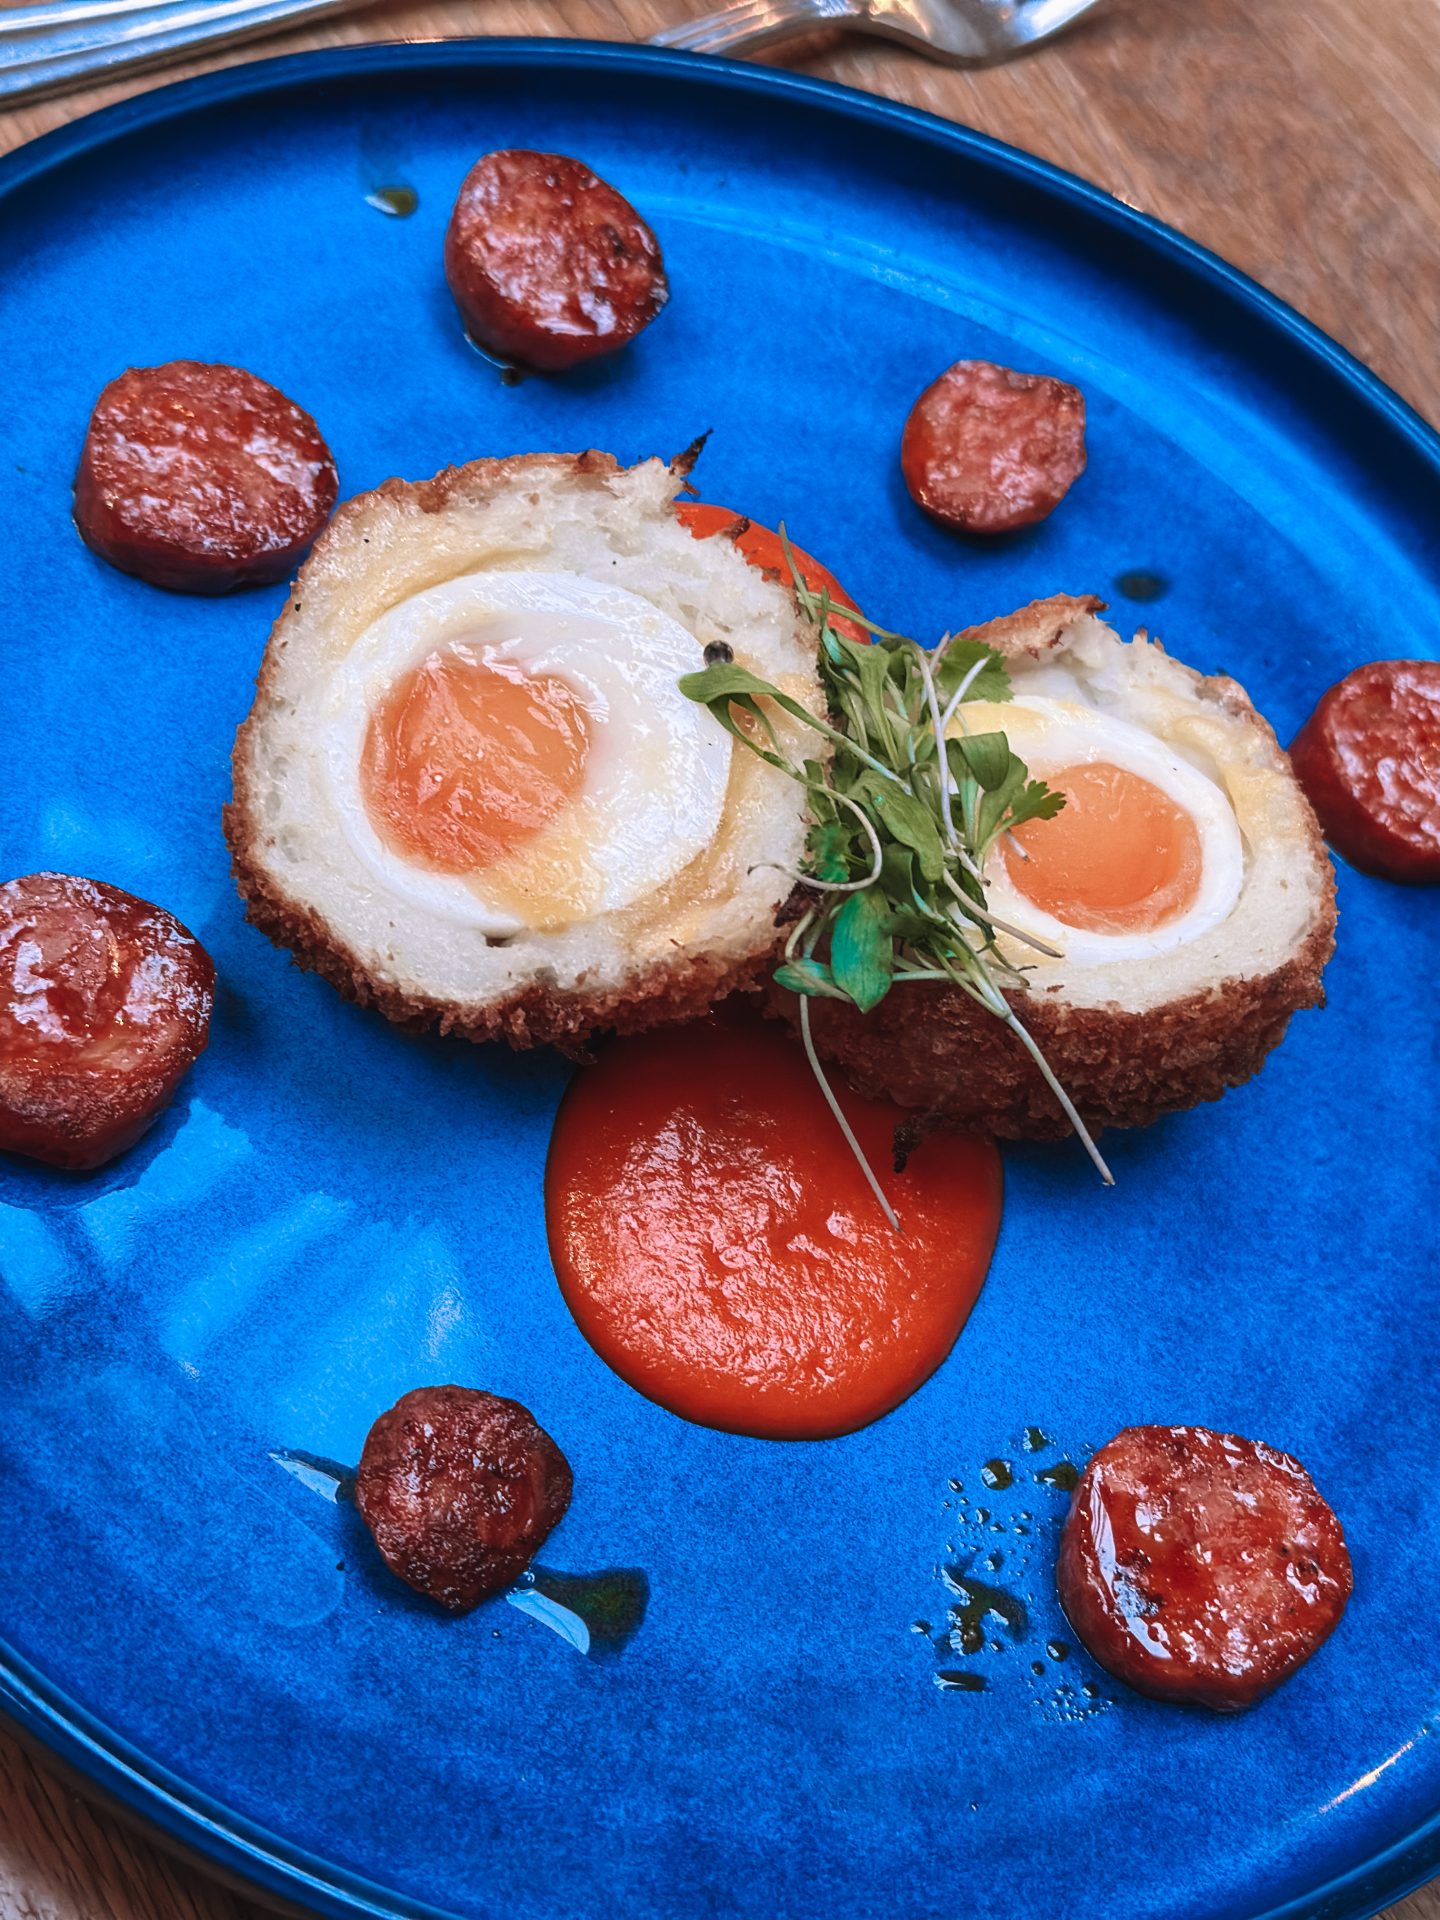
[797,595,1337,1136]
[224,453,820,1048]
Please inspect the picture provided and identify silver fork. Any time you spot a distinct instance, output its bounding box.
[651,0,1107,63]
[0,0,1106,119]
[0,0,367,107]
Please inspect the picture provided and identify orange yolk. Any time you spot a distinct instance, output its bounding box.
[546,1011,1002,1440]
[361,650,590,872]
[1003,760,1203,933]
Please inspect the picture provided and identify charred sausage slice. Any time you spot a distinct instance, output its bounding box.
[0,873,215,1169]
[1289,659,1440,883]
[901,358,1086,534]
[444,150,668,372]
[1057,1425,1352,1712]
[74,360,338,593]
[357,1385,573,1611]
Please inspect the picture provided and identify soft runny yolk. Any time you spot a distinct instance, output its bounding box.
[1003,760,1203,933]
[361,649,590,872]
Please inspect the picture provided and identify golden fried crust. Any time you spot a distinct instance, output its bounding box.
[223,449,787,1053]
[228,829,776,1056]
[960,594,1106,660]
[360,448,620,516]
[768,849,1336,1138]
[765,594,1339,1137]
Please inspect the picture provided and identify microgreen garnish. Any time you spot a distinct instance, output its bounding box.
[679,532,1114,1223]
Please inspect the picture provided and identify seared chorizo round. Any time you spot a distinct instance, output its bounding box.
[0,873,215,1169]
[1289,659,1440,883]
[901,358,1086,534]
[1057,1425,1352,1712]
[443,150,668,372]
[74,360,338,593]
[356,1385,573,1611]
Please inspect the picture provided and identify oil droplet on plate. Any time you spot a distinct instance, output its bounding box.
[944,1567,1029,1643]
[365,183,419,217]
[1046,1639,1070,1662]
[1036,1461,1079,1492]
[508,1566,650,1660]
[949,1617,983,1656]
[935,1670,986,1693]
[1021,1426,1049,1453]
[980,1458,1013,1490]
[1114,567,1170,602]
[269,1448,356,1503]
[463,330,524,383]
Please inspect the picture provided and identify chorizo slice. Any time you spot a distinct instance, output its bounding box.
[901,358,1086,534]
[357,1385,573,1611]
[1057,1425,1352,1712]
[0,873,215,1170]
[1289,659,1440,883]
[444,150,668,372]
[74,361,338,594]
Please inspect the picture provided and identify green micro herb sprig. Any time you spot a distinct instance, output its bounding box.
[679,531,1113,1227]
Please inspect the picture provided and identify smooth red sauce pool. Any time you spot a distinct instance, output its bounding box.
[546,1013,1003,1439]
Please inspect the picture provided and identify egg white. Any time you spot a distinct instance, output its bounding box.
[319,571,733,937]
[952,694,1245,966]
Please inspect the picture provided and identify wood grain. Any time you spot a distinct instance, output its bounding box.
[1,0,1437,1916]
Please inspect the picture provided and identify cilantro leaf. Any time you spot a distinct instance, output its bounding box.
[829,889,893,1013]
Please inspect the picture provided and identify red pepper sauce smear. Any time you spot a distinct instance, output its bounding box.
[546,1013,1002,1439]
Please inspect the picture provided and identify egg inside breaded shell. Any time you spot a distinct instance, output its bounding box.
[787,595,1336,1136]
[224,453,821,1048]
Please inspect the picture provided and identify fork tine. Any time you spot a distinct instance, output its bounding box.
[651,0,793,51]
[653,0,1105,66]
[0,0,279,74]
[652,0,836,55]
[996,0,1110,49]
[0,0,359,103]
[0,0,192,36]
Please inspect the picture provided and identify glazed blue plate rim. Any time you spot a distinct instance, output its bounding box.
[1,38,1438,1920]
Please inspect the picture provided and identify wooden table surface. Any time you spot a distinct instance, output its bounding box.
[1,0,1437,1916]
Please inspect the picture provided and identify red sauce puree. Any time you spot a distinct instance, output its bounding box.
[545,1013,1003,1439]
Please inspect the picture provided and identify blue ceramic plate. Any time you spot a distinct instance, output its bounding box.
[1,40,1437,1920]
